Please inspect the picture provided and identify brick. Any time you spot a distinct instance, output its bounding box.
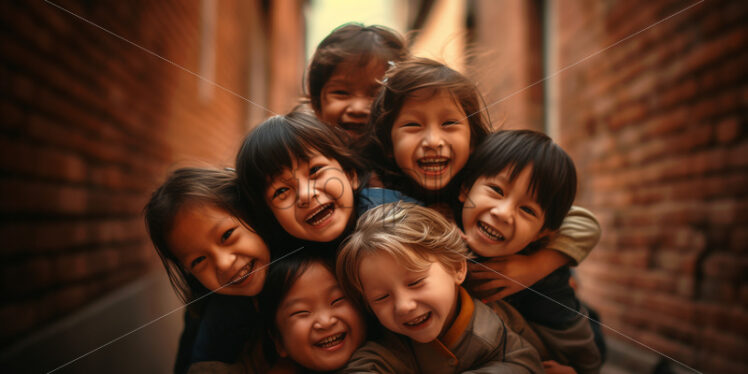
[716,117,741,144]
[702,251,747,280]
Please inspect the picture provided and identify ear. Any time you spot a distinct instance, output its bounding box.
[272,334,288,358]
[454,258,468,285]
[348,170,360,190]
[458,186,468,203]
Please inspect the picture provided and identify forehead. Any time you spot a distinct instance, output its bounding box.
[327,58,387,85]
[359,251,430,281]
[168,204,231,255]
[401,88,462,110]
[281,263,337,304]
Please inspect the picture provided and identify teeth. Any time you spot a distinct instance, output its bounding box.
[316,332,345,347]
[227,260,255,286]
[305,203,334,226]
[478,222,504,241]
[417,157,449,172]
[405,312,430,326]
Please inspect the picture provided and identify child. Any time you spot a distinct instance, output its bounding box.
[458,130,603,373]
[144,168,271,373]
[337,202,543,373]
[235,111,368,253]
[364,57,491,205]
[307,23,408,140]
[259,253,367,372]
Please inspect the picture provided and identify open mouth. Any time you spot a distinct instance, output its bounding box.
[417,157,449,173]
[478,221,504,241]
[338,122,365,131]
[305,203,335,226]
[226,259,256,286]
[404,312,431,327]
[315,332,346,349]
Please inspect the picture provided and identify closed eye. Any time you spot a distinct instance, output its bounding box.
[401,122,420,128]
[289,310,310,318]
[190,256,206,269]
[442,120,461,126]
[331,296,345,305]
[372,294,389,303]
[408,278,424,287]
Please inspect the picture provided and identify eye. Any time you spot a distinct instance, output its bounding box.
[331,296,345,305]
[372,294,389,303]
[521,206,538,217]
[190,256,206,269]
[220,228,235,243]
[489,185,504,196]
[289,310,310,318]
[272,187,289,199]
[408,278,424,287]
[309,165,324,175]
[442,120,460,127]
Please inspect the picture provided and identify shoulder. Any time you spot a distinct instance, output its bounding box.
[342,333,416,374]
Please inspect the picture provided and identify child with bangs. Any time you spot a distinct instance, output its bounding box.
[364,57,491,209]
[307,23,409,141]
[259,252,368,373]
[235,111,371,254]
[144,168,272,373]
[458,130,603,373]
[337,202,543,373]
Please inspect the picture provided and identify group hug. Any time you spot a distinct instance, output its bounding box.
[144,23,605,373]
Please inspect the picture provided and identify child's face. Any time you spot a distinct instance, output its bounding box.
[266,151,358,242]
[460,165,548,257]
[318,59,386,139]
[168,204,269,297]
[359,252,466,343]
[390,89,471,191]
[275,262,366,371]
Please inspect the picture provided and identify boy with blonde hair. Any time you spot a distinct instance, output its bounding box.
[337,202,542,373]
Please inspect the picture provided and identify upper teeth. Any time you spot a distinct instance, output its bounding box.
[306,203,333,225]
[228,261,253,285]
[316,333,344,347]
[479,222,504,241]
[405,313,429,326]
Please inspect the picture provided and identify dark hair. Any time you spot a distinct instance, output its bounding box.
[365,57,491,200]
[235,111,368,250]
[461,130,577,231]
[143,167,247,305]
[307,23,408,113]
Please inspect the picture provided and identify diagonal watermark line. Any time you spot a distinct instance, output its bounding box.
[466,256,702,373]
[44,0,280,117]
[45,245,307,374]
[466,0,705,122]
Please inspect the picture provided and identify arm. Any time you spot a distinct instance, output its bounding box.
[546,206,601,265]
[340,341,416,374]
[465,206,600,302]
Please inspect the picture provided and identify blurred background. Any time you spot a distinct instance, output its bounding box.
[0,0,745,372]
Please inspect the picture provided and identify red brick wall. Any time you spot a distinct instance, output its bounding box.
[470,0,545,132]
[550,0,747,372]
[0,0,303,346]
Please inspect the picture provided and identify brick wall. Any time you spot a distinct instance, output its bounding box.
[549,0,747,372]
[0,0,303,347]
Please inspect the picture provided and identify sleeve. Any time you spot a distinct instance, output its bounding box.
[545,206,601,265]
[340,340,417,374]
[530,306,603,374]
[463,319,544,374]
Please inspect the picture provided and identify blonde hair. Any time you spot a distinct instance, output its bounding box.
[336,202,469,308]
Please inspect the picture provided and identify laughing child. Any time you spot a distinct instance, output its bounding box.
[458,130,602,373]
[337,202,543,373]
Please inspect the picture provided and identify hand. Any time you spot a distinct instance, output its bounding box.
[543,360,577,374]
[466,254,542,303]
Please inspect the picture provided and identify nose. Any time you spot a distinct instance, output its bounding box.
[394,294,417,316]
[296,177,315,207]
[346,97,371,119]
[490,202,514,224]
[214,249,236,276]
[313,311,338,330]
[421,125,445,150]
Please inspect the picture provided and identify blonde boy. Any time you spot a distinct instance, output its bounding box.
[337,202,542,373]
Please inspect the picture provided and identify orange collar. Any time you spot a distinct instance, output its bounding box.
[439,287,474,349]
